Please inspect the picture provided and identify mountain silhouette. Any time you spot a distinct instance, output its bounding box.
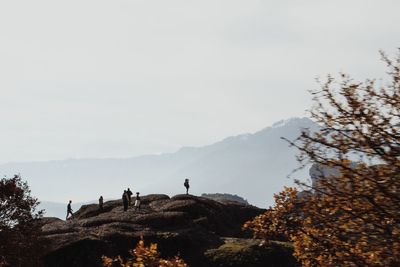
[0,117,318,213]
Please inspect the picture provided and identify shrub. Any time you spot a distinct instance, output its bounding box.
[102,239,188,267]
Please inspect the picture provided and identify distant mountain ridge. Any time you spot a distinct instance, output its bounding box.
[0,117,319,213]
[201,193,249,205]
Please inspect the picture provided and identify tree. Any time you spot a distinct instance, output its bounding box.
[244,51,400,266]
[102,239,188,267]
[0,174,44,267]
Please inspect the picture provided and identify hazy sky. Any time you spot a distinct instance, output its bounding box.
[0,0,399,163]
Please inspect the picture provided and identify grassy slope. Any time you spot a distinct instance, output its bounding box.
[205,238,298,267]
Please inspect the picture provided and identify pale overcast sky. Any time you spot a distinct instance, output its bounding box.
[0,0,399,163]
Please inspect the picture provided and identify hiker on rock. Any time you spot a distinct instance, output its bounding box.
[122,190,129,211]
[134,192,141,211]
[99,196,104,211]
[184,178,190,195]
[127,188,133,205]
[66,200,74,220]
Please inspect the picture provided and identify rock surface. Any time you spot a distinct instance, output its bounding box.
[201,193,249,205]
[40,194,296,267]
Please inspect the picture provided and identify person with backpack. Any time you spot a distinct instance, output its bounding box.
[184,178,190,195]
[66,200,74,220]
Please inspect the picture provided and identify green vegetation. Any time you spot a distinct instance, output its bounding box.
[205,238,297,267]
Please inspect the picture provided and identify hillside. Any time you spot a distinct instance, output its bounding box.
[0,117,318,210]
[40,194,297,267]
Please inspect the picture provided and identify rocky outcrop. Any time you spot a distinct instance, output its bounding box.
[41,194,272,267]
[201,193,249,205]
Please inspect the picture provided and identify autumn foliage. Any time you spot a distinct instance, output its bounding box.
[245,51,400,266]
[102,239,188,267]
[0,175,44,267]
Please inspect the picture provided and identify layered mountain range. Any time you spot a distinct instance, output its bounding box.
[0,117,318,216]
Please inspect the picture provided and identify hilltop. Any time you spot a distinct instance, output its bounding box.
[201,193,249,205]
[40,194,298,267]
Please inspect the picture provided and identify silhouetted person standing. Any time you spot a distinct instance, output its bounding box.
[184,178,190,195]
[134,192,141,211]
[122,190,128,211]
[66,200,73,220]
[127,188,133,206]
[99,196,104,211]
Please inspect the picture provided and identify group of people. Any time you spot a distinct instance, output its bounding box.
[66,178,190,220]
[122,188,141,211]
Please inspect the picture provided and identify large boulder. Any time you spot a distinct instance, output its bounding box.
[40,194,267,267]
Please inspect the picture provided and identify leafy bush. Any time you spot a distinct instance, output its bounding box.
[102,239,188,267]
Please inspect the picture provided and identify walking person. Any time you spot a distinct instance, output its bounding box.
[122,190,129,211]
[184,178,190,195]
[99,196,104,211]
[127,188,133,206]
[66,200,74,220]
[134,192,141,211]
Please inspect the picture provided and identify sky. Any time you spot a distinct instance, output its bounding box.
[0,0,399,164]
